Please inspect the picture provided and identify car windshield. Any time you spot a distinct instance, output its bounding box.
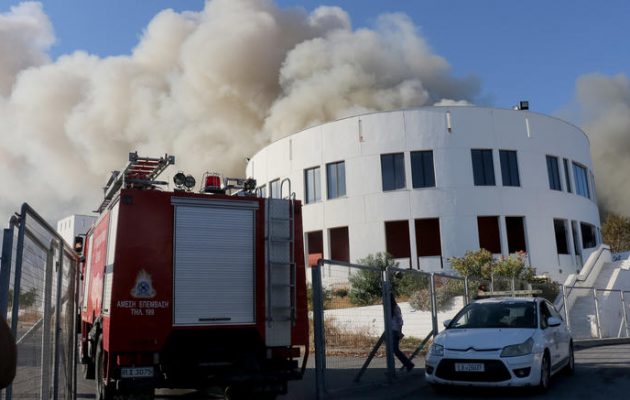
[448,301,537,329]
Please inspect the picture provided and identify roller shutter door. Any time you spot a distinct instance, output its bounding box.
[172,199,257,325]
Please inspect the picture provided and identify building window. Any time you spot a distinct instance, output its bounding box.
[385,220,411,259]
[415,218,441,256]
[563,159,572,193]
[506,216,527,253]
[326,161,346,199]
[546,156,562,191]
[307,231,323,257]
[499,150,520,187]
[471,149,495,186]
[270,179,281,198]
[304,167,321,204]
[329,226,349,262]
[554,219,569,255]
[573,162,590,199]
[580,222,597,249]
[381,153,405,191]
[477,216,501,254]
[410,150,435,188]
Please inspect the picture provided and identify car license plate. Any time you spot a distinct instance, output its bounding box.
[454,363,485,372]
[120,367,154,379]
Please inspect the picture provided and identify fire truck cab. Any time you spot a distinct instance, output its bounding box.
[79,152,308,399]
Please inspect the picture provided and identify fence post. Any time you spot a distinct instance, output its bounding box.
[621,291,629,338]
[464,276,469,305]
[6,212,27,400]
[53,242,64,399]
[381,270,395,382]
[561,285,570,330]
[0,228,14,316]
[593,288,602,339]
[41,243,55,400]
[0,227,14,400]
[429,273,438,336]
[311,260,326,400]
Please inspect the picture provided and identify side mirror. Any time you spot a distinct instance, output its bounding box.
[547,317,562,327]
[443,319,452,328]
[73,236,84,255]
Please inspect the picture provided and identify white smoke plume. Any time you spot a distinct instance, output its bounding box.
[0,0,479,222]
[571,73,630,217]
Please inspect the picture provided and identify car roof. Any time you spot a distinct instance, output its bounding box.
[473,297,539,304]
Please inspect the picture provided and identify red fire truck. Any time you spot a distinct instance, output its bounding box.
[78,152,309,399]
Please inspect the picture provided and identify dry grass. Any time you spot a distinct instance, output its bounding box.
[309,317,426,358]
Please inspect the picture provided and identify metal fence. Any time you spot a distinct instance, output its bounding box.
[310,259,470,399]
[559,286,630,341]
[0,204,79,400]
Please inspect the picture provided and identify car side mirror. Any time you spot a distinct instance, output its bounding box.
[443,319,452,328]
[547,317,562,327]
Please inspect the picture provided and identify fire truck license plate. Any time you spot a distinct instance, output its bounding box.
[455,363,484,372]
[120,367,154,378]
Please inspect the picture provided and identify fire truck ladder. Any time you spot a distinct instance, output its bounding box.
[265,178,296,346]
[96,152,175,213]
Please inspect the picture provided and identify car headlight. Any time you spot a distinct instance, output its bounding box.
[429,343,444,357]
[500,337,534,357]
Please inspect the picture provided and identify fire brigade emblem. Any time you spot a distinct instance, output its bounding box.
[131,269,156,298]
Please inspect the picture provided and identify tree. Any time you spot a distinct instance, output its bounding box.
[602,213,630,253]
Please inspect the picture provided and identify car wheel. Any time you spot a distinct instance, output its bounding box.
[563,342,575,376]
[538,352,551,392]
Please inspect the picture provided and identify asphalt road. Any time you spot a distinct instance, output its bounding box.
[74,343,630,399]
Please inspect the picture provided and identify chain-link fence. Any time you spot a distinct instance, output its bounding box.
[0,204,79,400]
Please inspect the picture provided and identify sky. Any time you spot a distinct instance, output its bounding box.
[5,0,628,117]
[0,0,629,222]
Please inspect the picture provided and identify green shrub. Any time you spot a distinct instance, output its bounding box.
[348,253,395,306]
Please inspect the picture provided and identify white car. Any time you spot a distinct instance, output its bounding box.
[424,297,574,391]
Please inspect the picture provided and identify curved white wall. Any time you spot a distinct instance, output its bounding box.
[247,107,602,282]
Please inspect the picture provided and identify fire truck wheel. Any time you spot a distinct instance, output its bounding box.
[95,337,113,400]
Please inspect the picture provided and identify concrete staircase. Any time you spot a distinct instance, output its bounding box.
[566,259,630,340]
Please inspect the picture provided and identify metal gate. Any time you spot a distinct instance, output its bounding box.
[310,258,469,399]
[0,204,79,400]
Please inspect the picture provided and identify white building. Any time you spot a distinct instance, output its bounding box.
[56,214,97,247]
[247,106,602,283]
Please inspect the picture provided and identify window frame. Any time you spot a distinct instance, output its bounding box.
[563,158,572,193]
[572,162,590,199]
[546,155,562,191]
[553,219,570,255]
[410,150,436,189]
[384,220,411,259]
[471,149,496,186]
[381,153,406,191]
[326,160,346,200]
[499,150,520,187]
[304,166,321,204]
